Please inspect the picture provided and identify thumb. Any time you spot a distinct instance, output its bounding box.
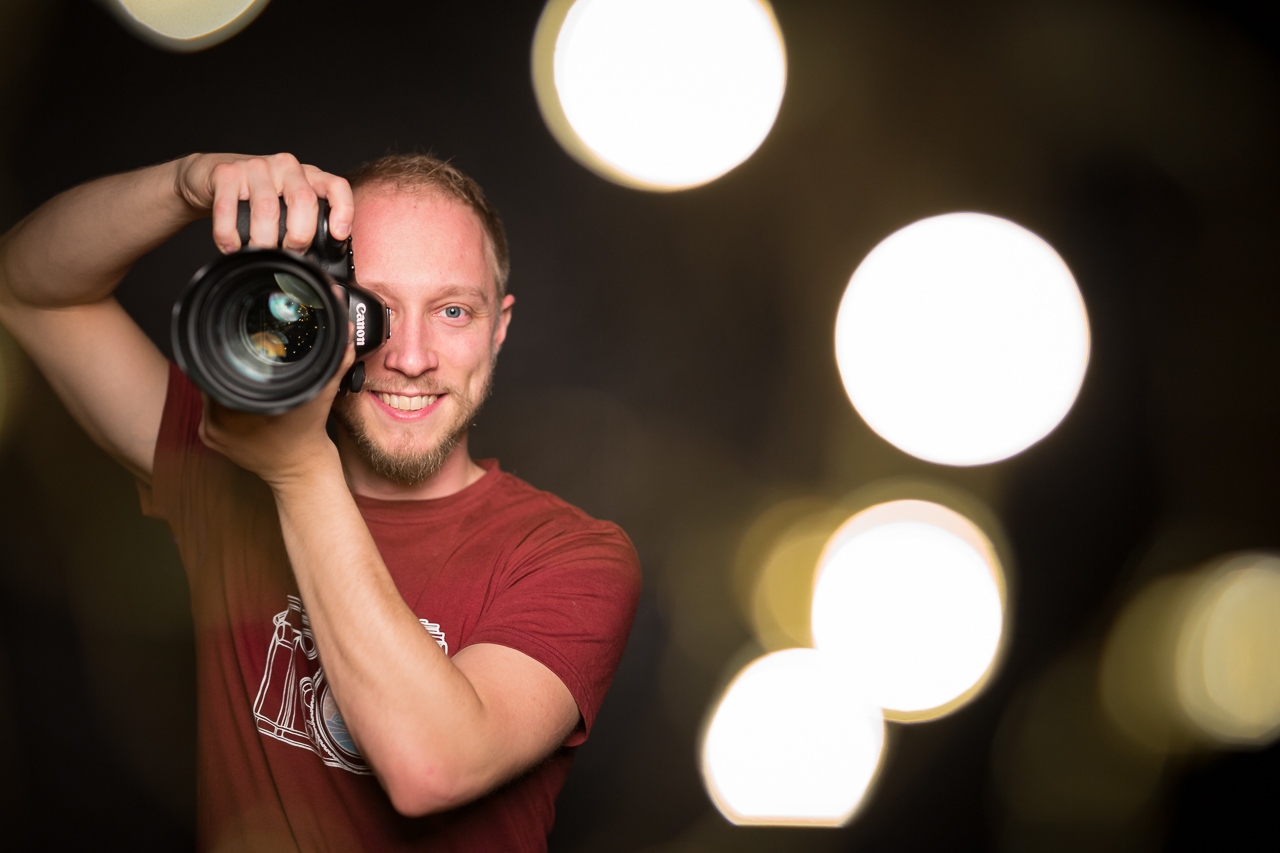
[327,322,359,398]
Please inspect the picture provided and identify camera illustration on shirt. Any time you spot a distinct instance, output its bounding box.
[253,595,448,775]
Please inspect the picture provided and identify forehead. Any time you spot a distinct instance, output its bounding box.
[350,187,494,301]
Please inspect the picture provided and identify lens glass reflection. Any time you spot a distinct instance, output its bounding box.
[224,271,327,380]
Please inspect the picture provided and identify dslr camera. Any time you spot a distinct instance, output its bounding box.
[173,199,389,414]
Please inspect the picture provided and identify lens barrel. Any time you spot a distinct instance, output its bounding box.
[174,249,347,414]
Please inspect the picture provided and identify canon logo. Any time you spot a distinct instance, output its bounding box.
[355,302,367,346]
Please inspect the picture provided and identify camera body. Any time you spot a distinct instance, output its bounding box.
[173,199,389,414]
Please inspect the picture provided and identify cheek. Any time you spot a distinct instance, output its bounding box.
[329,389,362,424]
[439,329,496,372]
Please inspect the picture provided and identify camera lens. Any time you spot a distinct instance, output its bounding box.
[173,250,348,413]
[225,271,325,379]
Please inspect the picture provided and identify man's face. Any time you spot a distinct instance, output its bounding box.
[331,187,513,485]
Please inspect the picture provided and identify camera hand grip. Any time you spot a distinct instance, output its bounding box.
[235,198,333,250]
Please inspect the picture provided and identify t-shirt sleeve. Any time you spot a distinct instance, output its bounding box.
[136,362,203,521]
[463,516,641,747]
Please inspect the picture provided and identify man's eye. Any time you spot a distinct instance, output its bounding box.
[443,306,465,319]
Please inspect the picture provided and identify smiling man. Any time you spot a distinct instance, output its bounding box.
[330,162,509,497]
[0,153,641,851]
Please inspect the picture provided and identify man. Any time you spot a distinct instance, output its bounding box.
[0,153,641,851]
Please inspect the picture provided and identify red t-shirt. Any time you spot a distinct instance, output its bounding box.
[138,365,641,852]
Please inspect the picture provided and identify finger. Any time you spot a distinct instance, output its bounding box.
[280,178,318,253]
[274,155,318,252]
[245,158,282,249]
[198,393,216,448]
[338,319,357,374]
[305,166,355,241]
[209,161,246,253]
[324,321,359,400]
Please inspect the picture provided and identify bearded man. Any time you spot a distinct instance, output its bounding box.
[0,152,640,851]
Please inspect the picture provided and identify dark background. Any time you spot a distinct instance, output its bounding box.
[0,0,1277,850]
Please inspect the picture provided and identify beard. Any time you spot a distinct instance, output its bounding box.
[332,365,494,487]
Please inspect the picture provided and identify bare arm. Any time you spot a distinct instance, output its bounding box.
[198,369,580,817]
[0,160,195,479]
[276,455,579,815]
[0,153,354,481]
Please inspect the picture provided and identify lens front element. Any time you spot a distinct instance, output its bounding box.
[231,272,325,379]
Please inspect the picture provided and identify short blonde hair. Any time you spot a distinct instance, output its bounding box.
[346,153,511,297]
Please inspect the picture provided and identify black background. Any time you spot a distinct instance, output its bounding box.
[0,0,1277,850]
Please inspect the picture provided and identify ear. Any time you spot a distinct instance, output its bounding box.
[492,293,515,352]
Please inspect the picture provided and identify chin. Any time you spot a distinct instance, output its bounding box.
[333,394,468,485]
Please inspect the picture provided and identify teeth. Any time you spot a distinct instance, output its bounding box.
[376,393,438,411]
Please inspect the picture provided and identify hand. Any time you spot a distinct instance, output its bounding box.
[173,153,354,255]
[198,324,357,491]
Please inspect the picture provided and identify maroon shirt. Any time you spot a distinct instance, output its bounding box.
[139,365,641,851]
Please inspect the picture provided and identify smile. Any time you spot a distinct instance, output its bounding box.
[374,392,438,411]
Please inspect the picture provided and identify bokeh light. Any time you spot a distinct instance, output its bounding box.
[992,653,1166,835]
[811,500,1005,719]
[701,648,885,826]
[1099,573,1200,755]
[733,497,850,650]
[1175,554,1280,746]
[834,213,1090,466]
[108,0,271,51]
[1102,552,1280,753]
[532,0,786,190]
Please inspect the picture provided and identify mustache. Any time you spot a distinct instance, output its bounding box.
[364,381,461,397]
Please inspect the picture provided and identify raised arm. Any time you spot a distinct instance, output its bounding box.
[197,369,586,816]
[0,154,353,482]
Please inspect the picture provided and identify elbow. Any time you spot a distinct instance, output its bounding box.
[380,758,484,818]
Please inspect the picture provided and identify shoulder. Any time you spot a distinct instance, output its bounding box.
[482,468,641,585]
[487,468,635,545]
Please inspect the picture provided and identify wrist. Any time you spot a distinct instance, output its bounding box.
[170,153,209,214]
[266,442,345,498]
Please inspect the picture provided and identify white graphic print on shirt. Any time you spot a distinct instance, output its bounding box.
[253,595,448,775]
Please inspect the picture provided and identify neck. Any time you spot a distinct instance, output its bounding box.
[336,432,487,501]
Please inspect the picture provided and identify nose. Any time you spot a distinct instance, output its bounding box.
[379,311,439,378]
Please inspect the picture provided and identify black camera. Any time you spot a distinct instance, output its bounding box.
[172,199,389,414]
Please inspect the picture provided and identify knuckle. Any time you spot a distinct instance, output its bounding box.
[271,152,300,167]
[284,229,311,249]
[211,226,239,251]
[250,194,279,216]
[285,185,318,207]
[246,157,271,178]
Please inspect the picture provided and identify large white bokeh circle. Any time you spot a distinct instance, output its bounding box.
[811,502,1004,716]
[835,213,1090,466]
[546,0,786,189]
[113,0,271,50]
[702,648,885,825]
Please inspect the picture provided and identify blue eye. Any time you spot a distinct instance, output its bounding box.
[443,306,465,319]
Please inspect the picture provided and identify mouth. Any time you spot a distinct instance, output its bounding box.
[368,390,445,419]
